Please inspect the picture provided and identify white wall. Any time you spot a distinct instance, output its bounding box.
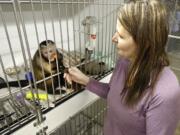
[0,0,122,77]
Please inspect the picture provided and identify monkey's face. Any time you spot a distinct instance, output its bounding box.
[41,45,57,62]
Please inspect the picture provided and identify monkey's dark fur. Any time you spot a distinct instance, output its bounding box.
[32,40,65,94]
[79,58,106,75]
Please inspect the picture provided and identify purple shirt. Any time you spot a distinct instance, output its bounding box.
[86,58,180,135]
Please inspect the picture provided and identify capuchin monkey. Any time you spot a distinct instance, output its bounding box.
[0,40,66,94]
[0,40,107,93]
[32,40,65,94]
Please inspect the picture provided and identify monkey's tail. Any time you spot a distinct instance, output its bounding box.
[0,77,29,89]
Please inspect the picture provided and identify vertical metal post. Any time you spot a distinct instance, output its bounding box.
[78,0,82,69]
[108,2,112,71]
[71,0,76,61]
[29,0,50,107]
[40,0,56,100]
[0,3,28,126]
[58,0,64,51]
[101,1,105,69]
[97,0,100,75]
[64,1,71,67]
[112,3,116,66]
[104,0,109,71]
[0,56,14,132]
[17,0,44,112]
[49,0,62,97]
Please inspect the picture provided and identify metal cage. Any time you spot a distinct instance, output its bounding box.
[49,98,107,135]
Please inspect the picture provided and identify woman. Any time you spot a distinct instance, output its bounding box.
[64,0,180,135]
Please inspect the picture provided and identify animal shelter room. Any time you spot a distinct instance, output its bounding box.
[0,0,179,135]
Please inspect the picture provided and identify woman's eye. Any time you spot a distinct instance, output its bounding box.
[118,34,124,39]
[118,36,124,42]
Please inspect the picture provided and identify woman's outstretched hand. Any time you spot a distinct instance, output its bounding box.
[64,67,90,86]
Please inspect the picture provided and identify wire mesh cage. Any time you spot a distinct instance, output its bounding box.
[49,98,107,135]
[0,0,122,134]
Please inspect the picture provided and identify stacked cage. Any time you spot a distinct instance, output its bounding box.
[49,98,107,135]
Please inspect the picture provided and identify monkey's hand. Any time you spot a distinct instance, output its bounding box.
[50,53,57,62]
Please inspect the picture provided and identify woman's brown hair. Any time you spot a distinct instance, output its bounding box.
[119,0,169,107]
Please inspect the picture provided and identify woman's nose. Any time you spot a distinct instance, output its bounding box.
[112,32,118,44]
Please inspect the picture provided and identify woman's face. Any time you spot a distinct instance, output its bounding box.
[112,20,137,61]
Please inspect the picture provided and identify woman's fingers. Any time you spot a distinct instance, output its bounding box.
[64,67,88,85]
[64,73,72,84]
[68,67,79,74]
